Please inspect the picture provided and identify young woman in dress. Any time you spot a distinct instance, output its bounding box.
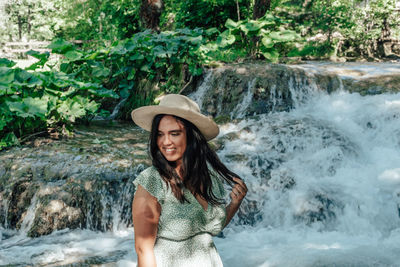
[131,94,247,267]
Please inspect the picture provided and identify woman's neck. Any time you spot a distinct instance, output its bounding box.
[175,161,183,180]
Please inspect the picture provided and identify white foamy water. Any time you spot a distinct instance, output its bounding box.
[1,91,400,266]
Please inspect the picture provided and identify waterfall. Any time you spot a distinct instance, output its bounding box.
[189,69,213,110]
[214,91,400,266]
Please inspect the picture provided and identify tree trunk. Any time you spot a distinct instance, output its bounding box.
[17,15,22,40]
[253,0,271,19]
[140,0,163,31]
[27,7,31,39]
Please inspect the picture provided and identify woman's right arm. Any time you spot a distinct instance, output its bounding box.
[132,185,161,267]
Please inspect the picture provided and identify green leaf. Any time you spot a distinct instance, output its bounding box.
[129,54,145,61]
[72,95,99,113]
[14,69,43,87]
[23,97,48,119]
[216,30,236,47]
[6,101,30,118]
[74,82,101,90]
[88,88,119,98]
[47,38,75,54]
[0,58,16,67]
[240,21,262,34]
[261,36,274,48]
[26,50,50,61]
[110,43,127,55]
[140,64,151,72]
[127,68,136,80]
[262,49,280,62]
[0,132,19,148]
[205,28,219,36]
[225,19,239,29]
[269,30,298,42]
[6,97,48,119]
[0,119,6,131]
[92,66,110,77]
[57,98,86,122]
[186,35,203,45]
[65,50,83,61]
[0,67,15,84]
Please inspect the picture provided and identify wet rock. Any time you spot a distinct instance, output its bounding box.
[0,122,150,237]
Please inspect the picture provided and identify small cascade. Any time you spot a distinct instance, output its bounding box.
[93,97,128,121]
[287,68,319,108]
[19,194,39,233]
[230,78,256,119]
[189,70,213,110]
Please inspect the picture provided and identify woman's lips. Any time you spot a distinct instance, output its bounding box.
[164,148,176,154]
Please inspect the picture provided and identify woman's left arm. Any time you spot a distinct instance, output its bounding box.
[224,177,247,228]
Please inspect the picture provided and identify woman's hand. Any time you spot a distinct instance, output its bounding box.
[224,177,248,228]
[230,177,248,207]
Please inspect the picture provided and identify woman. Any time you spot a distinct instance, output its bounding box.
[131,94,247,267]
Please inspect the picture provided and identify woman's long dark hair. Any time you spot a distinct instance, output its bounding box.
[150,114,241,204]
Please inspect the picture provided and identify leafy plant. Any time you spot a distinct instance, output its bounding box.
[0,28,208,149]
[213,14,299,61]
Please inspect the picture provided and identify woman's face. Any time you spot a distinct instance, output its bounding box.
[157,115,187,167]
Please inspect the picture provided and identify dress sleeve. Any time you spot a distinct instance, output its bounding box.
[133,167,165,203]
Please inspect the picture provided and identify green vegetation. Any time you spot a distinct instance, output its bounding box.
[0,29,207,149]
[1,0,399,149]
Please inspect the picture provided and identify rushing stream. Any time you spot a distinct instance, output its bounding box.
[1,63,400,266]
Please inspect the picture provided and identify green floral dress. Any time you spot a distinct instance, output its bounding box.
[133,166,227,267]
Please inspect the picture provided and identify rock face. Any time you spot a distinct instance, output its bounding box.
[0,122,150,237]
[189,62,400,120]
[190,63,341,119]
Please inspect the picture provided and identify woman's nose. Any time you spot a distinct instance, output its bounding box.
[162,135,172,145]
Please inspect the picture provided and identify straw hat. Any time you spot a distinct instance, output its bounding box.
[131,94,219,140]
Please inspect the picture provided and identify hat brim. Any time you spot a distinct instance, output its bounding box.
[131,106,219,141]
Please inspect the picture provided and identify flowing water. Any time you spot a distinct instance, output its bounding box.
[1,64,400,266]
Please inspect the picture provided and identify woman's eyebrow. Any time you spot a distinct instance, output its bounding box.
[158,129,183,133]
[169,129,183,133]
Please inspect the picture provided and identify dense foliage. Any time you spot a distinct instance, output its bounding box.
[0,29,207,149]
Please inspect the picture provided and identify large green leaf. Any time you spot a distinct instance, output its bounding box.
[225,19,239,29]
[216,30,236,47]
[72,95,99,113]
[88,88,119,98]
[65,50,83,61]
[26,50,50,61]
[269,30,298,42]
[14,69,43,88]
[6,97,48,119]
[0,58,16,68]
[240,21,262,35]
[6,101,30,118]
[23,97,48,119]
[74,82,101,90]
[186,35,203,45]
[92,66,111,77]
[262,49,280,62]
[261,36,274,48]
[57,98,86,122]
[47,39,75,54]
[0,67,15,84]
[129,53,145,61]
